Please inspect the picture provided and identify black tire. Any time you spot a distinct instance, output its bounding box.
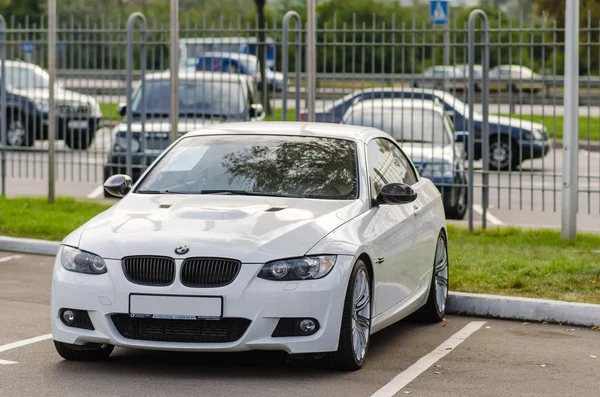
[444,187,467,220]
[65,130,95,150]
[414,233,448,323]
[330,259,371,371]
[6,112,35,147]
[54,340,114,361]
[489,136,520,171]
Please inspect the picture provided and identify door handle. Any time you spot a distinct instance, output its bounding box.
[413,205,423,218]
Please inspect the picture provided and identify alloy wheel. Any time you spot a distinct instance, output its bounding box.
[435,236,449,313]
[7,120,26,146]
[351,268,371,362]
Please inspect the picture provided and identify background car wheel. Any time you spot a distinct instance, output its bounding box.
[54,341,114,361]
[444,187,467,220]
[7,113,35,147]
[65,130,95,150]
[414,233,448,323]
[489,137,519,171]
[330,259,371,371]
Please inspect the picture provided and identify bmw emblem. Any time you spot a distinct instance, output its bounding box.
[174,245,189,255]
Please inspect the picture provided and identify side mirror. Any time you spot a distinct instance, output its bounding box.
[455,131,469,143]
[375,183,417,205]
[118,103,127,117]
[104,174,132,198]
[446,110,455,122]
[249,103,264,119]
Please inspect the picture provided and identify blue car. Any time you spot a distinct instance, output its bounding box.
[309,88,550,170]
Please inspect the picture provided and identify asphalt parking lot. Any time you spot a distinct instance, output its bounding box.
[1,251,598,397]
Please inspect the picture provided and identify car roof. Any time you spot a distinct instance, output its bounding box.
[180,37,275,44]
[145,70,249,83]
[185,122,384,143]
[0,60,41,70]
[347,98,445,113]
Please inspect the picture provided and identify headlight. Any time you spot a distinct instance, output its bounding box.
[60,246,107,274]
[115,136,140,153]
[34,100,49,113]
[523,129,544,140]
[420,161,454,179]
[258,255,337,281]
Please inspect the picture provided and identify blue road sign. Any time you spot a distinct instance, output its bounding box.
[57,42,66,52]
[21,41,35,54]
[430,0,449,25]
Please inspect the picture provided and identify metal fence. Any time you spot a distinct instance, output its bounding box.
[0,10,598,227]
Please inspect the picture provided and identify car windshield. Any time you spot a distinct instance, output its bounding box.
[2,65,50,89]
[136,135,358,199]
[132,79,246,116]
[345,107,452,146]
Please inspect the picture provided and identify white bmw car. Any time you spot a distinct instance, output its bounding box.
[51,122,449,370]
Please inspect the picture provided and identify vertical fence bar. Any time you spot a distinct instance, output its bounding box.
[48,0,57,204]
[170,0,179,144]
[468,9,489,231]
[306,0,317,122]
[561,0,579,239]
[0,15,5,197]
[282,11,302,121]
[126,13,147,178]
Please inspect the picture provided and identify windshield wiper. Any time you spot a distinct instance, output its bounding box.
[136,189,177,194]
[200,189,304,198]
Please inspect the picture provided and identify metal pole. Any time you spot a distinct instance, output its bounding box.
[48,0,56,204]
[282,11,302,121]
[562,0,579,239]
[0,16,6,198]
[467,9,489,232]
[305,0,316,122]
[443,7,450,88]
[170,0,179,144]
[126,13,147,178]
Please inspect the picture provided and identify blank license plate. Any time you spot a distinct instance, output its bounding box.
[129,294,222,320]
[68,120,88,129]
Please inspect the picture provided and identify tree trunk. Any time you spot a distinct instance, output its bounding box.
[255,0,272,115]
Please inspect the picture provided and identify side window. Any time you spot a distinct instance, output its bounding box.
[367,138,418,200]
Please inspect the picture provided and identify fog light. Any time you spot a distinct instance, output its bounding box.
[62,309,75,325]
[299,319,316,333]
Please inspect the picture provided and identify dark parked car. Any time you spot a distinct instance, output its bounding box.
[307,88,550,170]
[1,60,103,149]
[103,71,264,196]
[343,98,467,219]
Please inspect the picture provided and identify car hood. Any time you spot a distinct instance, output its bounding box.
[474,113,545,132]
[77,194,363,262]
[400,142,454,165]
[11,87,97,105]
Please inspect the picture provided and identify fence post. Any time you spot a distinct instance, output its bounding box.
[305,0,317,122]
[169,0,179,144]
[467,10,489,232]
[0,15,5,198]
[48,0,56,204]
[126,13,147,178]
[282,11,302,121]
[562,0,579,239]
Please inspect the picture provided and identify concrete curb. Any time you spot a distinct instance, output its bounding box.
[0,236,60,256]
[554,140,600,152]
[447,291,600,327]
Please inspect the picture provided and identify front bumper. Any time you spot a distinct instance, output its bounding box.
[51,254,355,354]
[37,116,102,140]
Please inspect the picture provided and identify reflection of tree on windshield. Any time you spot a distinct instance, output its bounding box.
[221,139,358,199]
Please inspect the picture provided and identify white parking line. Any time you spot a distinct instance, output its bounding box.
[371,321,486,397]
[0,359,18,365]
[473,205,504,225]
[0,334,52,354]
[0,255,23,263]
[87,185,105,199]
